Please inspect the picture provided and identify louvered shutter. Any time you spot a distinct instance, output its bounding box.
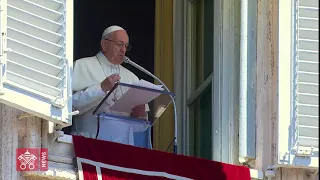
[0,0,73,127]
[295,0,319,154]
[278,0,318,168]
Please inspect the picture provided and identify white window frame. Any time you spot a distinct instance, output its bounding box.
[174,1,265,178]
[174,0,240,164]
[278,0,318,168]
[212,0,240,164]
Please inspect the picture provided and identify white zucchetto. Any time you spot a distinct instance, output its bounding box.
[101,25,125,40]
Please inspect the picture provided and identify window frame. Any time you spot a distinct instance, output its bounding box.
[185,0,213,159]
[174,0,240,164]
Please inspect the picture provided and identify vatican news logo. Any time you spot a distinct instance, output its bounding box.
[16,148,48,171]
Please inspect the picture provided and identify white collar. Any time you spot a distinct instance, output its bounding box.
[96,51,116,67]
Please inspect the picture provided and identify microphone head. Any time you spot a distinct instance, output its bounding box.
[123,56,130,63]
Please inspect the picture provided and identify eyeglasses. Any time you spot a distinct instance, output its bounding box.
[105,39,132,51]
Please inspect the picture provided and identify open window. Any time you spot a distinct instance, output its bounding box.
[186,0,214,160]
[0,0,74,127]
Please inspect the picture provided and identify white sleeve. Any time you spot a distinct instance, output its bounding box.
[72,84,106,115]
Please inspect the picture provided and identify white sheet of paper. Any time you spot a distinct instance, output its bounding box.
[109,79,164,113]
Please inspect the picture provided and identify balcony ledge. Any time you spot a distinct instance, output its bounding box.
[57,135,265,180]
[22,161,77,180]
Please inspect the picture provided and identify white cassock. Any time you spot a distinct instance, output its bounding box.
[71,51,149,145]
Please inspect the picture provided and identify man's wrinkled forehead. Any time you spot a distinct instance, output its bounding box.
[111,30,129,41]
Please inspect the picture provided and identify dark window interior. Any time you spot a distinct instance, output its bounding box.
[63,0,155,136]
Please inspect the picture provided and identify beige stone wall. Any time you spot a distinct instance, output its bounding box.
[0,104,76,180]
[255,0,318,180]
[256,0,279,172]
[275,168,319,180]
[0,104,24,180]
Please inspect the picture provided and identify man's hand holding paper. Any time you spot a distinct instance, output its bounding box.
[131,104,147,118]
[101,74,121,93]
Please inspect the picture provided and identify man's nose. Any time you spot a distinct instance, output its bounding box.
[120,45,126,52]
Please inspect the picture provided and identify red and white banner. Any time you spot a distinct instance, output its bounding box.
[72,135,251,180]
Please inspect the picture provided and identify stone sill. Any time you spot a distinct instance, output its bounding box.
[57,134,73,144]
[250,169,264,179]
[22,161,77,180]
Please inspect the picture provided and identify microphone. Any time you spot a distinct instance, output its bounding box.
[123,56,178,154]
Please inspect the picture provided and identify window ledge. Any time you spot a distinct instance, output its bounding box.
[58,134,73,144]
[250,169,264,179]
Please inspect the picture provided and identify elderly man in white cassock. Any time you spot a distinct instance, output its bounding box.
[71,25,149,146]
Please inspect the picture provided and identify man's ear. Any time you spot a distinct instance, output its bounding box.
[100,40,107,51]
